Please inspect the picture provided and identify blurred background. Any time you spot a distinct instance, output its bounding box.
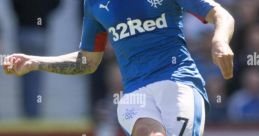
[0,0,259,136]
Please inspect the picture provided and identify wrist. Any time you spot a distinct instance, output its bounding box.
[212,37,229,45]
[29,57,41,71]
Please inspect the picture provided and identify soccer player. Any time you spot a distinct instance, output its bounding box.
[3,0,234,135]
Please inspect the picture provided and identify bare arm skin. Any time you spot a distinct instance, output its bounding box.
[3,51,103,76]
[36,51,103,75]
[3,5,234,78]
[206,6,235,79]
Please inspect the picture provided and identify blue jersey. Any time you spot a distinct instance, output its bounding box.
[79,0,219,105]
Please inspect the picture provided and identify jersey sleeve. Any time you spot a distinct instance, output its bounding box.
[175,0,220,23]
[79,0,108,52]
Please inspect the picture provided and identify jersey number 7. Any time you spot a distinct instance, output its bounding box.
[177,117,189,136]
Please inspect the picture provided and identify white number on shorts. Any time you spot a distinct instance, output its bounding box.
[177,117,189,136]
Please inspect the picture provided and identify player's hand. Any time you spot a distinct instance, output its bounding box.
[3,54,38,76]
[211,41,234,79]
[3,56,16,74]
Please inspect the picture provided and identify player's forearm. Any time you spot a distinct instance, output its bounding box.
[33,51,94,75]
[208,6,235,44]
[205,6,235,79]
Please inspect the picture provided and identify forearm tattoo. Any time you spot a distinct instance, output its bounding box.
[39,52,92,75]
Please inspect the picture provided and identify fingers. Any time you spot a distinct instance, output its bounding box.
[11,57,26,76]
[13,58,22,73]
[224,55,233,76]
[211,41,234,79]
[3,56,15,74]
[3,55,21,75]
[216,55,233,79]
[3,63,14,74]
[2,54,29,76]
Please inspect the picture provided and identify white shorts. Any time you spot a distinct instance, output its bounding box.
[117,80,205,136]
